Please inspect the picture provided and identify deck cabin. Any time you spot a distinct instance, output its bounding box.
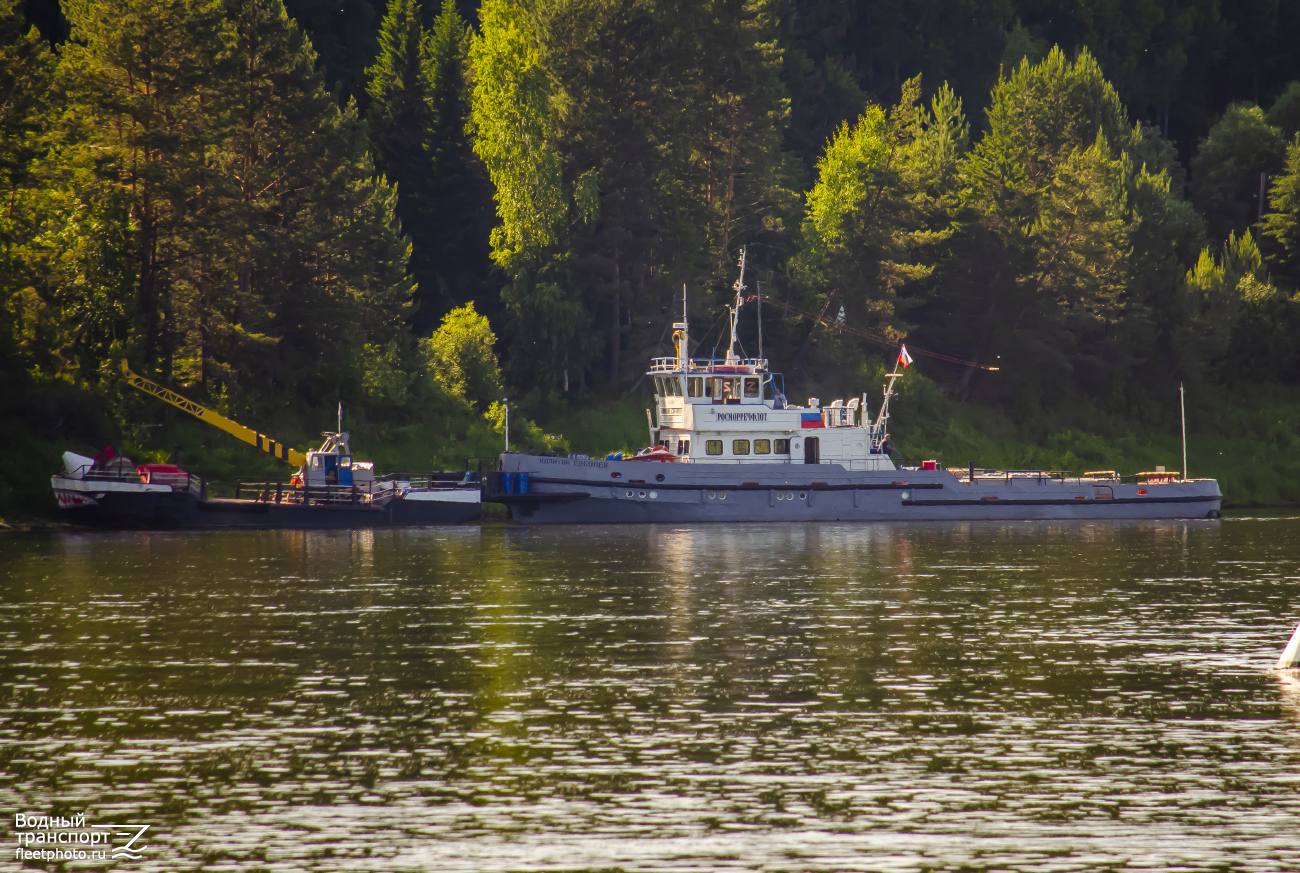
[648,333,897,471]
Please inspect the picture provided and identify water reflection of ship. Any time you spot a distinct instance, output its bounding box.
[1276,672,1300,726]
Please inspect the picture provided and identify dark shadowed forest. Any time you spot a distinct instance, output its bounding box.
[7,0,1300,516]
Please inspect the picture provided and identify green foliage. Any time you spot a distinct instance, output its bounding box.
[1263,138,1300,289]
[16,0,1300,520]
[365,0,490,329]
[941,49,1153,403]
[46,0,414,412]
[1190,103,1287,243]
[471,0,797,402]
[421,302,502,409]
[1266,82,1300,140]
[470,0,565,275]
[794,77,965,352]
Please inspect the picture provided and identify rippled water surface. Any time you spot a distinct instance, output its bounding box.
[2,519,1300,871]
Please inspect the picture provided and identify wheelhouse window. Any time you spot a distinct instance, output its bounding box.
[744,378,760,397]
[753,439,770,454]
[774,439,790,454]
[732,439,750,455]
[705,440,723,455]
[688,377,704,397]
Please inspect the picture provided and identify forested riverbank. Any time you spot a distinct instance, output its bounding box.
[6,0,1300,518]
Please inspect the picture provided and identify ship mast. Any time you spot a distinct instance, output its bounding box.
[871,360,904,451]
[725,247,747,365]
[673,284,690,370]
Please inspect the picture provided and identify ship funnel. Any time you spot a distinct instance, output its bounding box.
[1279,621,1300,670]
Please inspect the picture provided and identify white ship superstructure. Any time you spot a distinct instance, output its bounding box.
[648,251,897,470]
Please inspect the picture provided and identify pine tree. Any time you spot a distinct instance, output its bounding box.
[0,0,52,206]
[685,0,796,283]
[59,0,235,383]
[366,0,440,320]
[216,0,413,406]
[0,0,56,385]
[420,0,495,332]
[55,0,413,410]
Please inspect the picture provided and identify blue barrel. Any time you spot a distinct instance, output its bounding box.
[502,472,515,494]
[517,472,530,494]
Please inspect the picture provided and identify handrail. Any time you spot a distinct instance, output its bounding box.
[648,357,770,373]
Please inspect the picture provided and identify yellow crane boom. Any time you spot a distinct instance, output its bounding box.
[119,361,307,467]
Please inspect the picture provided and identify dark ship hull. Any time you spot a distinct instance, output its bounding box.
[53,484,481,529]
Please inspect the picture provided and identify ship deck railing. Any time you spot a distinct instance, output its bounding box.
[945,467,1188,485]
[649,357,769,373]
[228,472,478,506]
[59,464,208,496]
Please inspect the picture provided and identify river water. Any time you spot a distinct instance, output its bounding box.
[2,518,1299,872]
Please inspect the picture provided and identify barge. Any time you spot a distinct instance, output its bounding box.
[51,364,480,528]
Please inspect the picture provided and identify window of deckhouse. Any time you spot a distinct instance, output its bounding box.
[706,440,723,455]
[733,439,750,455]
[774,439,790,454]
[753,439,770,454]
[689,377,704,397]
[744,378,759,397]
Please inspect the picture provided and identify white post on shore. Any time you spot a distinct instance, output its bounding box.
[503,398,509,453]
[1180,383,1187,481]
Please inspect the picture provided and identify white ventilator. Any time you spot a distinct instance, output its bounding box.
[1278,621,1300,670]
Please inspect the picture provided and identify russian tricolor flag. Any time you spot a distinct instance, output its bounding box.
[800,412,824,428]
[898,345,913,368]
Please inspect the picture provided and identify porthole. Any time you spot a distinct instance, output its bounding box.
[786,492,794,500]
[708,491,716,499]
[638,491,646,498]
[649,491,658,499]
[799,492,807,500]
[776,492,784,500]
[655,473,665,482]
[901,491,910,500]
[719,492,727,500]
[626,490,633,497]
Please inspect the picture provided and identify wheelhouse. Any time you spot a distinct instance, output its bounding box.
[644,249,897,471]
